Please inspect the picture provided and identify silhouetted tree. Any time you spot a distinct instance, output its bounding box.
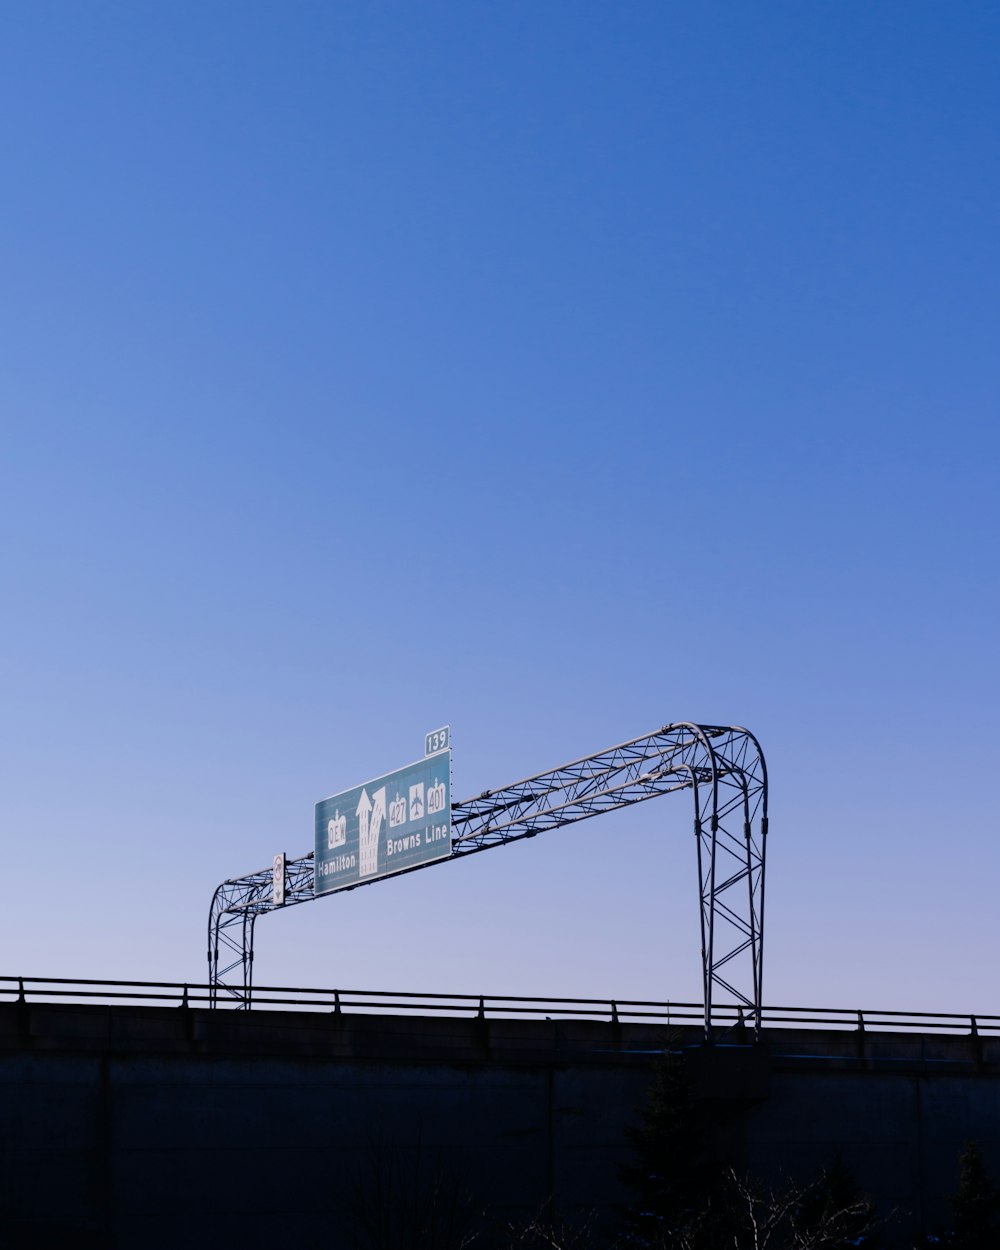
[916,1142,1000,1249]
[952,1143,1000,1250]
[792,1156,883,1249]
[618,1046,884,1249]
[617,1043,734,1248]
[725,1164,882,1249]
[501,1201,602,1249]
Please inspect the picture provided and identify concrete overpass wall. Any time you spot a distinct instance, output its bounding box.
[0,1001,998,1248]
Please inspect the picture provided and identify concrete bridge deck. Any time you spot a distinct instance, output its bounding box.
[0,998,998,1248]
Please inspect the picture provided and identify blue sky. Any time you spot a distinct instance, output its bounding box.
[1,2,997,1012]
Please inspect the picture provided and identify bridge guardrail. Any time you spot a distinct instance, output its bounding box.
[0,976,997,1036]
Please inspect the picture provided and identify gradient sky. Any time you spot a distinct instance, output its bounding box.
[1,2,997,1013]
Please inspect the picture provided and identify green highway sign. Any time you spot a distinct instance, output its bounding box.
[425,725,450,756]
[314,750,452,896]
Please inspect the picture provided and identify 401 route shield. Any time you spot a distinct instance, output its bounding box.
[314,751,452,896]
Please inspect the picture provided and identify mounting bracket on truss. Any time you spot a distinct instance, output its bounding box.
[208,722,768,1038]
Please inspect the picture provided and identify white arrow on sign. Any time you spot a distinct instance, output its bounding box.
[356,788,372,844]
[370,787,386,842]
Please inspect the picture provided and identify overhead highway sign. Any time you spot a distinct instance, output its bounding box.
[314,751,452,897]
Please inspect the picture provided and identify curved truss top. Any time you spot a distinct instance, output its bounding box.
[208,722,768,1038]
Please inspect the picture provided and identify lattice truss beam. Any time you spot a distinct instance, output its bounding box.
[208,723,768,1035]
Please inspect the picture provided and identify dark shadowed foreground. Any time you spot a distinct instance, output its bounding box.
[1,1000,999,1248]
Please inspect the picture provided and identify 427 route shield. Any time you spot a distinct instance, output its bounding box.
[314,751,452,896]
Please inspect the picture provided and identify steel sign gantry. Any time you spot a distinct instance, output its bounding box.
[207,722,768,1037]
